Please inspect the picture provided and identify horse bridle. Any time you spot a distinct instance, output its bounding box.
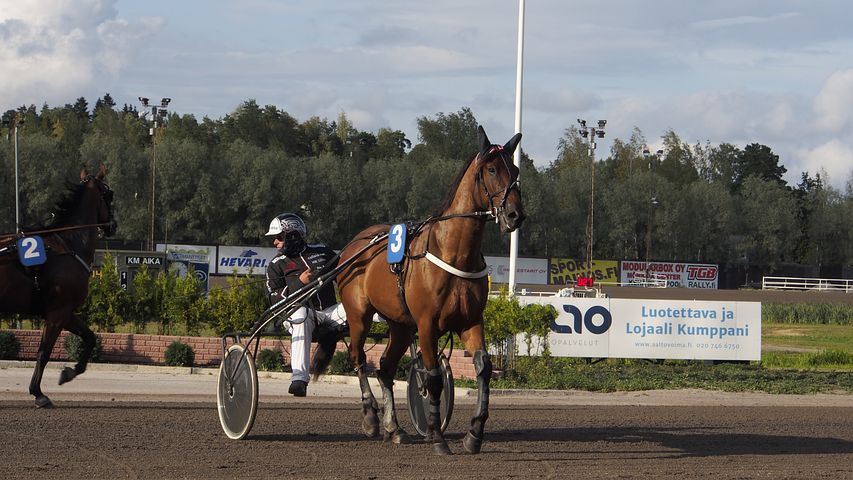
[82,174,116,236]
[476,145,520,221]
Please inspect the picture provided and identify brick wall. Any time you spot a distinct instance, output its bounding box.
[3,329,477,379]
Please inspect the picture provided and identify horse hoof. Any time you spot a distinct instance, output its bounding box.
[34,396,54,409]
[432,441,452,455]
[58,367,76,385]
[362,418,380,438]
[384,428,412,445]
[462,432,483,454]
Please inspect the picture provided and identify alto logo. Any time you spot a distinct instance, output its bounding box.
[551,305,612,335]
[687,265,717,280]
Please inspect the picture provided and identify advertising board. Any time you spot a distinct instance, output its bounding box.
[484,256,549,285]
[549,258,620,285]
[620,261,719,289]
[516,296,761,361]
[216,245,279,275]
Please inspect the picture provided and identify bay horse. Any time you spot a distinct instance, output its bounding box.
[0,166,116,408]
[333,126,524,455]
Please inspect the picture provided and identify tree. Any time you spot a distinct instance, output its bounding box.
[738,176,799,269]
[656,130,699,186]
[374,128,411,159]
[415,107,478,160]
[734,143,787,190]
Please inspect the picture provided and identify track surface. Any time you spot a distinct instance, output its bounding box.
[2,398,852,479]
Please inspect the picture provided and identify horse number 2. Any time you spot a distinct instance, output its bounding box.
[22,237,41,259]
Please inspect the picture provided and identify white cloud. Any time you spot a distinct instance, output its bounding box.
[793,140,853,187]
[691,12,800,30]
[0,0,158,108]
[814,68,853,132]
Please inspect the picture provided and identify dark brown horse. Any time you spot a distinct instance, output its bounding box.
[0,166,116,407]
[334,126,524,455]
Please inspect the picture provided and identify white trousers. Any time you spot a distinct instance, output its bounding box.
[286,304,386,383]
[286,303,347,383]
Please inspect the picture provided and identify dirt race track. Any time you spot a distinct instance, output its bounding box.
[2,396,852,480]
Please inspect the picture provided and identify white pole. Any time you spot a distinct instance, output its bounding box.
[14,123,20,233]
[508,0,525,295]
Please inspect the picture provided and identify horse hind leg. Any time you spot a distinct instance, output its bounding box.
[348,313,380,437]
[59,314,96,385]
[376,322,414,444]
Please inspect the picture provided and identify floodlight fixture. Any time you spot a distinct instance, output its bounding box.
[598,120,606,128]
[138,97,150,106]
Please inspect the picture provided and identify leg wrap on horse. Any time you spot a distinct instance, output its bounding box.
[356,363,380,437]
[376,358,410,444]
[426,368,443,430]
[463,350,492,454]
[472,350,492,422]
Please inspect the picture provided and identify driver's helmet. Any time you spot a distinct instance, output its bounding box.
[265,213,307,238]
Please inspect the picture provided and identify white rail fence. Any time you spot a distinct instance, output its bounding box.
[762,276,853,292]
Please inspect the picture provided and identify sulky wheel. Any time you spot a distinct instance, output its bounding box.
[217,344,259,440]
[406,352,454,437]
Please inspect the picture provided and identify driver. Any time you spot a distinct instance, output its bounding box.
[264,213,346,397]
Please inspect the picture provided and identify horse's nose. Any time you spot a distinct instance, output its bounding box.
[503,203,525,230]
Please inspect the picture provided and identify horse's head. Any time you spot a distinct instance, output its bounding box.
[474,126,525,233]
[80,165,117,237]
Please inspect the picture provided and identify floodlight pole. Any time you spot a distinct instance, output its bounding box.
[578,119,606,282]
[139,97,171,251]
[508,0,525,295]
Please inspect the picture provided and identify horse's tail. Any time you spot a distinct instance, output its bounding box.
[310,325,345,381]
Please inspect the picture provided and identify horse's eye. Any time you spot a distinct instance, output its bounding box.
[487,167,497,176]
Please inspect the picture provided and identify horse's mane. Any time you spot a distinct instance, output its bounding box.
[431,153,477,217]
[48,181,88,226]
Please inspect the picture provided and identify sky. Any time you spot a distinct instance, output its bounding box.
[2,0,853,189]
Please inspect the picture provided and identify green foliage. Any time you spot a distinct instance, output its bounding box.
[761,350,853,369]
[256,348,285,371]
[0,331,20,359]
[164,341,195,367]
[328,351,354,375]
[127,263,159,333]
[483,291,557,370]
[161,266,207,336]
[763,302,853,325]
[63,333,102,362]
[206,274,267,335]
[455,357,853,394]
[2,94,853,269]
[396,355,413,381]
[82,252,128,332]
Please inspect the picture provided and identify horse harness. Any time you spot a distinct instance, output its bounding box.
[388,146,518,320]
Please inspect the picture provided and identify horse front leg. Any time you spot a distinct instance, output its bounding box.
[376,322,414,444]
[419,331,451,455]
[28,312,64,408]
[348,318,380,437]
[59,313,96,385]
[460,325,491,454]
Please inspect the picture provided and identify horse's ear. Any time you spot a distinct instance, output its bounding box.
[80,168,88,181]
[477,125,491,160]
[503,133,523,156]
[96,164,107,180]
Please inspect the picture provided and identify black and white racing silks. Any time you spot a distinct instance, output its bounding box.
[265,243,339,310]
